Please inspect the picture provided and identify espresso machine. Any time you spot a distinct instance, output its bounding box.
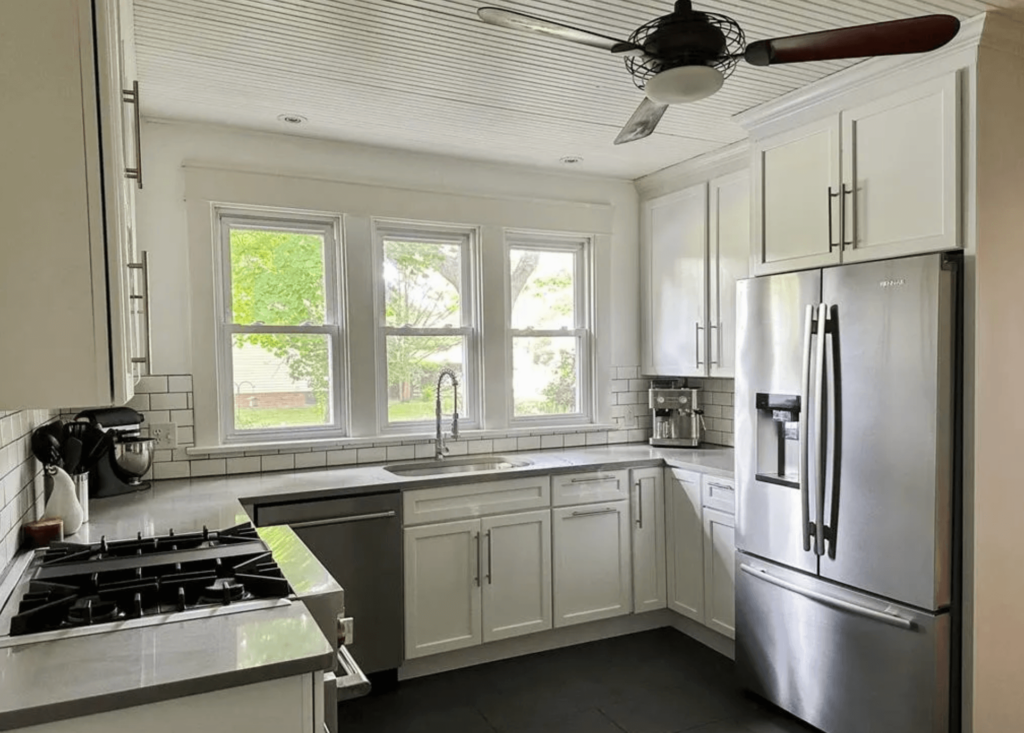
[74,407,154,498]
[649,382,705,448]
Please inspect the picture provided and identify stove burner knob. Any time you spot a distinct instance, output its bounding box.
[83,599,93,625]
[137,532,142,542]
[133,592,143,618]
[169,528,175,537]
[176,586,186,612]
[202,526,210,542]
[222,583,233,605]
[99,537,108,554]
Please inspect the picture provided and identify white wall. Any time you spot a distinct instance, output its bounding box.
[136,120,640,378]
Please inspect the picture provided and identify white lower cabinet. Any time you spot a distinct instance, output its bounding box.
[481,510,553,643]
[666,469,705,622]
[631,468,666,613]
[552,501,632,627]
[702,508,737,639]
[404,519,482,659]
[404,511,552,659]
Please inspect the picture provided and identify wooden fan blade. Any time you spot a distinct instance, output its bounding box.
[477,7,638,53]
[744,15,960,66]
[615,98,669,145]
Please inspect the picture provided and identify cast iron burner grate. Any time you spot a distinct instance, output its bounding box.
[9,523,290,636]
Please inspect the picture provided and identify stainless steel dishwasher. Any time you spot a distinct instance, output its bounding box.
[257,491,403,682]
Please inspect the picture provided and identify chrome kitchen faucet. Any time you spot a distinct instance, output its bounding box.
[434,368,460,460]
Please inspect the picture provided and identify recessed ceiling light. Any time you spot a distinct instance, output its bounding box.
[560,155,584,165]
[277,114,308,124]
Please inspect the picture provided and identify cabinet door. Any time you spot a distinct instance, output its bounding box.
[631,468,667,613]
[552,502,632,627]
[703,508,736,639]
[404,520,481,659]
[840,73,959,263]
[666,469,704,622]
[709,170,750,377]
[481,510,552,642]
[753,116,842,275]
[0,0,113,409]
[641,183,708,376]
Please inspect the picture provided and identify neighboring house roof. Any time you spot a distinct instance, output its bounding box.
[233,344,310,394]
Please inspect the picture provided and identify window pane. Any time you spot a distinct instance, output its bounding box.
[383,239,461,328]
[230,228,326,326]
[513,337,578,416]
[232,334,333,431]
[510,249,575,330]
[386,335,464,423]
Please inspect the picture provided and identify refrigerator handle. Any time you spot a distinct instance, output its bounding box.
[813,303,829,557]
[799,304,815,553]
[827,304,842,560]
[739,565,913,629]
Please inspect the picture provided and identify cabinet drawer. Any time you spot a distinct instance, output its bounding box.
[552,470,630,507]
[403,476,551,525]
[702,474,736,515]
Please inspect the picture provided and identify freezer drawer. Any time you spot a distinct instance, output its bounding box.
[736,554,949,733]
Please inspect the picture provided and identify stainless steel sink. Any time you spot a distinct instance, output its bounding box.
[384,455,532,477]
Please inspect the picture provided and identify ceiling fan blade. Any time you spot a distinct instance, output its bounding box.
[477,7,638,53]
[614,98,669,145]
[744,15,960,66]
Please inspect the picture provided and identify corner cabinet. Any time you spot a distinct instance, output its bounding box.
[0,0,147,409]
[641,172,750,378]
[631,468,666,613]
[666,469,705,622]
[702,508,736,639]
[751,72,960,275]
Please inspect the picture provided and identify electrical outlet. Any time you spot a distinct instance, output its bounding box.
[150,423,177,449]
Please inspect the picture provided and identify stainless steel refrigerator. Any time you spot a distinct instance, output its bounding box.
[734,253,960,733]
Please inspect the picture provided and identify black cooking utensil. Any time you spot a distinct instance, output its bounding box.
[30,429,62,468]
[62,437,84,476]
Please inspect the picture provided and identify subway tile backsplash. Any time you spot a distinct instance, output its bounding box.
[0,409,56,578]
[128,367,669,480]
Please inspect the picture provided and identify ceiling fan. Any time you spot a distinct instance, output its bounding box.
[477,2,961,144]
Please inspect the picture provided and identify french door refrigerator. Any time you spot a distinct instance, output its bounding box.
[734,253,960,733]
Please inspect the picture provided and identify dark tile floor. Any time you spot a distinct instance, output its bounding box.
[338,629,820,733]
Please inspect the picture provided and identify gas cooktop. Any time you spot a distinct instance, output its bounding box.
[2,524,293,639]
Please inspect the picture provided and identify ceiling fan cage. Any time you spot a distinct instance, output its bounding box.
[624,12,745,91]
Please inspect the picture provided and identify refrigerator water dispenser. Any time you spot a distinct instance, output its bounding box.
[754,393,801,487]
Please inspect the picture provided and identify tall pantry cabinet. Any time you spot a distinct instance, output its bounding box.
[0,0,148,409]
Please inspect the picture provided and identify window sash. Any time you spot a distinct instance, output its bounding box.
[216,211,347,444]
[507,234,593,424]
[374,221,480,432]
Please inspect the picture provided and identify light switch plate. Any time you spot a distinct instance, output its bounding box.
[150,423,177,449]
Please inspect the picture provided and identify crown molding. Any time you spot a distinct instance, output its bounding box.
[634,139,750,199]
[734,13,987,133]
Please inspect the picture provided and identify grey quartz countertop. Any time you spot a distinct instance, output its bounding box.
[80,444,733,542]
[0,601,334,730]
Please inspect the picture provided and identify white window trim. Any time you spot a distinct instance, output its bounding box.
[505,231,595,427]
[371,219,483,434]
[214,209,348,445]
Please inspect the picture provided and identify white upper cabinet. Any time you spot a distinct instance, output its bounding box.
[0,0,143,409]
[840,74,960,263]
[753,116,842,276]
[749,70,960,276]
[641,183,708,377]
[481,510,552,643]
[552,502,632,627]
[631,468,667,613]
[708,170,750,377]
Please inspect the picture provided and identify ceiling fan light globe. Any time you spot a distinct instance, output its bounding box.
[644,65,724,104]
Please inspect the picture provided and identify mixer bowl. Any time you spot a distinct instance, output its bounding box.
[113,436,155,485]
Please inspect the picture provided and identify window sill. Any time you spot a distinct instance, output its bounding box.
[188,423,622,458]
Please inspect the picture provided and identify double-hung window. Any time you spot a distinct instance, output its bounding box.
[216,212,345,443]
[374,222,479,430]
[508,232,592,423]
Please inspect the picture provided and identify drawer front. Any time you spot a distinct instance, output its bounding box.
[702,474,736,514]
[403,476,551,525]
[552,470,630,507]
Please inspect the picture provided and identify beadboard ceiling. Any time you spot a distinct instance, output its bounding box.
[133,0,1007,179]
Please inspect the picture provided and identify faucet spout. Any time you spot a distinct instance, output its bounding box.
[435,368,460,460]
